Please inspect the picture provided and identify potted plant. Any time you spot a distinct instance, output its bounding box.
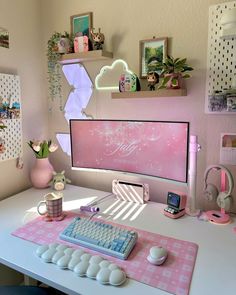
[47,32,72,106]
[156,55,193,89]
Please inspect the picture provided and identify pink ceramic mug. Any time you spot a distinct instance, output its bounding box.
[37,192,63,218]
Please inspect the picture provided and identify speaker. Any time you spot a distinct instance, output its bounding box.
[204,164,234,211]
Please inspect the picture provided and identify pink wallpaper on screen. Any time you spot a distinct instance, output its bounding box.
[71,121,189,182]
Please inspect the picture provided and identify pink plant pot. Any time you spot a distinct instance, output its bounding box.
[30,158,54,189]
[165,73,182,89]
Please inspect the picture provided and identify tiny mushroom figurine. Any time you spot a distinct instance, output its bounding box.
[147,71,159,91]
[49,170,71,191]
[90,27,105,50]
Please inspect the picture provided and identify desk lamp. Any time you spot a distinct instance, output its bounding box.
[186,135,201,216]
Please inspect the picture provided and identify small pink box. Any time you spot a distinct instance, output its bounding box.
[74,36,89,53]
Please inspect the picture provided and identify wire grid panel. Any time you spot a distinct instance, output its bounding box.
[0,73,22,161]
[205,1,236,114]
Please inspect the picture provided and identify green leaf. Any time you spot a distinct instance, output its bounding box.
[37,143,43,158]
[41,141,49,158]
[171,78,178,86]
[182,73,191,79]
[174,58,180,64]
[182,66,194,72]
[158,75,172,88]
[163,75,172,84]
[157,84,167,89]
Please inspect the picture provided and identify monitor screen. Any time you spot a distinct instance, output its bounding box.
[70,119,189,183]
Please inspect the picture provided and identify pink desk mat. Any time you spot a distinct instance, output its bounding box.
[12,211,198,295]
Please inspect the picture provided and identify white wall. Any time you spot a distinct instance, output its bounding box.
[1,0,236,210]
[0,0,48,200]
[41,0,236,212]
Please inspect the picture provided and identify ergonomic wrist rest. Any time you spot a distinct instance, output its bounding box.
[36,242,127,286]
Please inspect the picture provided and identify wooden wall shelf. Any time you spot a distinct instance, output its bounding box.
[111,88,187,99]
[60,50,113,65]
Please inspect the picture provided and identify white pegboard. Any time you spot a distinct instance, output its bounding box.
[0,73,22,161]
[205,1,236,114]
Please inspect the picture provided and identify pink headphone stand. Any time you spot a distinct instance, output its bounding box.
[205,208,230,224]
[206,169,231,224]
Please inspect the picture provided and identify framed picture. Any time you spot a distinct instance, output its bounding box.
[70,12,93,38]
[139,37,167,78]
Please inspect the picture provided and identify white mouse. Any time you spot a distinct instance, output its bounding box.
[147,246,168,265]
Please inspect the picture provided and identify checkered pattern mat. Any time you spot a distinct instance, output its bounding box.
[12,211,198,295]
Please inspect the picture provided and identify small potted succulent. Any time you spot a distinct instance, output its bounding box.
[156,55,194,89]
[47,32,72,104]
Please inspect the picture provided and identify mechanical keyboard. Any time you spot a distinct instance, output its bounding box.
[59,216,138,260]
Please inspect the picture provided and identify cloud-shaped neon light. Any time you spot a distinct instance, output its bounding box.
[95,59,134,91]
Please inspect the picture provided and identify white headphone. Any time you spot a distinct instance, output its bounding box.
[204,164,234,211]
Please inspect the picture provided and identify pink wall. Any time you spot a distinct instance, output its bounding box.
[41,0,236,212]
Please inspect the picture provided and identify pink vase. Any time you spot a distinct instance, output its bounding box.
[30,158,54,189]
[165,73,182,89]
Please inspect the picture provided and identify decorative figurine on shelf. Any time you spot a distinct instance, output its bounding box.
[49,170,71,191]
[147,71,159,91]
[90,28,105,50]
[74,32,89,53]
[119,73,141,92]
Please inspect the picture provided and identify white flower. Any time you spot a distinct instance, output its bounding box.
[28,139,58,158]
[32,142,41,152]
[49,143,58,152]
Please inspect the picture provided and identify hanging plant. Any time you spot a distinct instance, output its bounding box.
[47,31,72,110]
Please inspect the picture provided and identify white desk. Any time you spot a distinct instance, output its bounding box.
[0,184,236,295]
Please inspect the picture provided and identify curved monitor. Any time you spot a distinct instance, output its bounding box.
[70,119,189,183]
